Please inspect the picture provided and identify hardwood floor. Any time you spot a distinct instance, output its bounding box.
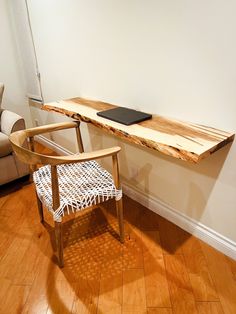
[0,143,236,313]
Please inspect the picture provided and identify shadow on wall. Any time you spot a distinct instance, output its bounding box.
[87,125,234,232]
[176,143,233,221]
[86,124,104,151]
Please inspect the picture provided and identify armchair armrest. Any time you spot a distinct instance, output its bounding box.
[1,110,25,136]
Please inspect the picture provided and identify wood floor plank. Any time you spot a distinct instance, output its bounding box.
[99,229,123,276]
[164,254,198,314]
[136,204,159,231]
[1,183,33,213]
[181,233,219,301]
[201,241,236,314]
[147,308,173,314]
[97,274,122,314]
[123,311,147,314]
[46,278,76,314]
[11,222,49,286]
[196,301,224,314]
[122,196,143,231]
[71,277,100,314]
[142,231,171,308]
[21,239,56,314]
[123,269,146,313]
[0,278,12,307]
[0,282,30,314]
[0,228,33,282]
[158,217,183,255]
[0,193,9,210]
[0,215,30,264]
[0,216,17,261]
[226,256,236,281]
[123,227,143,270]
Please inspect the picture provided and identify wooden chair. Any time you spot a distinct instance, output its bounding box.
[9,121,124,267]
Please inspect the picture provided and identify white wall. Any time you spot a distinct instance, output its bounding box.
[9,0,42,101]
[25,1,236,244]
[0,0,31,126]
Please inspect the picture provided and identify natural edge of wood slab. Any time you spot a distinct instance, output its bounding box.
[42,99,235,163]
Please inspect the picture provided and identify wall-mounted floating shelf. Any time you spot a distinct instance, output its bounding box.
[43,97,235,163]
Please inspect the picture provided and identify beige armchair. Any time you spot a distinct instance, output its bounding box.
[0,83,29,185]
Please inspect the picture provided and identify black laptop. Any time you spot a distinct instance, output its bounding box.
[97,107,152,126]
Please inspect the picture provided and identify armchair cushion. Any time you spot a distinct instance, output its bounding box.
[0,86,30,185]
[0,132,12,157]
[1,110,25,135]
[0,109,25,158]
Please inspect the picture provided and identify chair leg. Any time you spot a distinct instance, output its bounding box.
[116,198,124,243]
[55,221,64,267]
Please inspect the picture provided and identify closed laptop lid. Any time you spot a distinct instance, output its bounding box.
[97,107,152,125]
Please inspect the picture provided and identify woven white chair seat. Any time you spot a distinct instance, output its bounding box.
[33,160,122,222]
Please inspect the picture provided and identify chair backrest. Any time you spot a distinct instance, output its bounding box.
[9,121,121,172]
[9,121,83,167]
[0,83,4,108]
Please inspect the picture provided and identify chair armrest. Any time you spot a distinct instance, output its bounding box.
[25,121,79,137]
[59,146,120,163]
[9,128,121,166]
[40,146,121,165]
[1,110,25,136]
[10,121,120,166]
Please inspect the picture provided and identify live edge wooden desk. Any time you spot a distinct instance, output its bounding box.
[43,97,235,163]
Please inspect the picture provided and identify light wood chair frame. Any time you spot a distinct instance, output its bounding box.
[9,121,124,267]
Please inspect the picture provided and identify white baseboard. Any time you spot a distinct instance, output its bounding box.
[37,135,236,260]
